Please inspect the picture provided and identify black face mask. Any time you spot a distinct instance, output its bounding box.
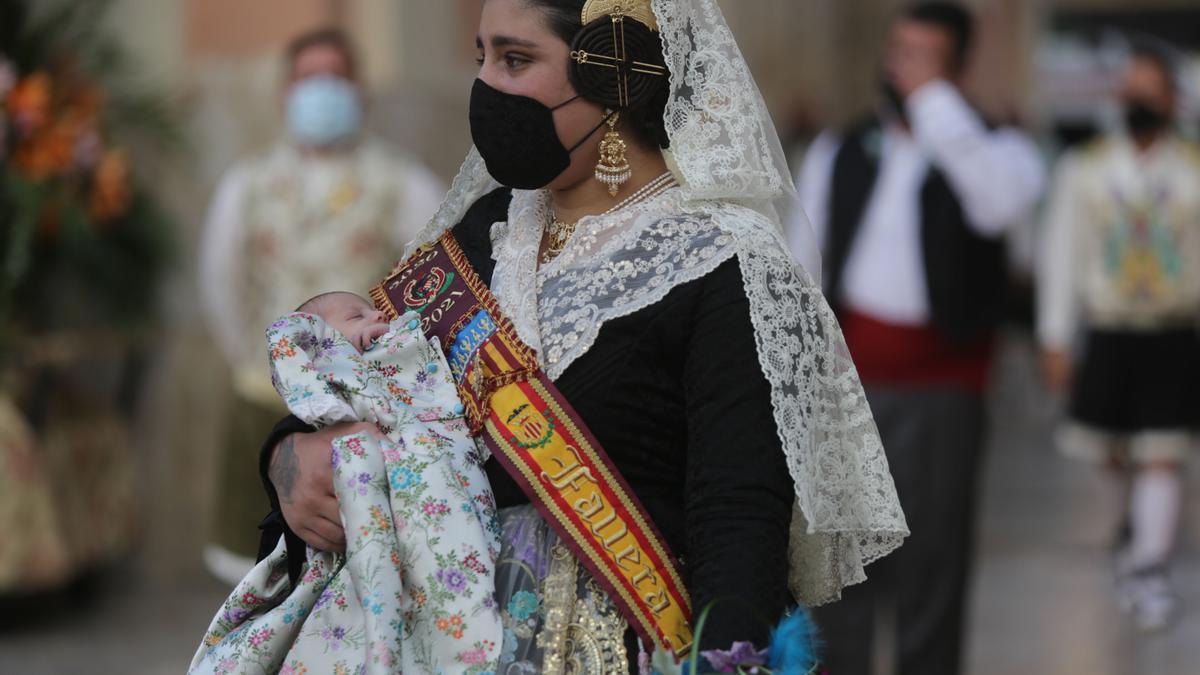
[879,78,908,125]
[1123,99,1170,135]
[468,79,610,190]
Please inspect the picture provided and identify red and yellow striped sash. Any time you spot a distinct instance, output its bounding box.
[371,232,693,656]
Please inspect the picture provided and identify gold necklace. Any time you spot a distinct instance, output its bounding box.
[540,171,677,265]
[543,218,578,261]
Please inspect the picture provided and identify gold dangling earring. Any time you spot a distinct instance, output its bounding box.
[595,110,631,197]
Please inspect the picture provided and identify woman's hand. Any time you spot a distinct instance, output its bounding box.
[268,421,383,552]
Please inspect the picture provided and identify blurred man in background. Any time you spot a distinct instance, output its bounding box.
[197,28,443,584]
[1037,41,1200,633]
[790,2,1045,673]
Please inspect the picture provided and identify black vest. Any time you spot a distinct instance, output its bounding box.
[825,117,1007,345]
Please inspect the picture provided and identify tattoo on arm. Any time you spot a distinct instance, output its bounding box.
[270,434,299,502]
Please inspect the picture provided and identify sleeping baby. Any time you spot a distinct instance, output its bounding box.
[192,291,501,675]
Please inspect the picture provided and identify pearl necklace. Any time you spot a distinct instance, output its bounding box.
[542,172,678,264]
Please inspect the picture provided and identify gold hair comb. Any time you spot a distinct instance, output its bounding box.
[580,0,658,32]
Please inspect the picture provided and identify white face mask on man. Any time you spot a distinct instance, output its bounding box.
[285,75,362,148]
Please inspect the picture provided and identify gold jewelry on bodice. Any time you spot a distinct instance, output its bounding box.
[544,217,580,262]
[540,170,678,265]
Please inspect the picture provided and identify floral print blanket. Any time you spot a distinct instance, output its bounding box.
[190,312,502,674]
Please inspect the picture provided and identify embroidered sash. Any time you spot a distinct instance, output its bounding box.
[371,232,693,656]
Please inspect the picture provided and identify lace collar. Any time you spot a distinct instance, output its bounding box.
[488,185,690,365]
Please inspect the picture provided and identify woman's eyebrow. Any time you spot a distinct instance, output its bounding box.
[490,35,539,49]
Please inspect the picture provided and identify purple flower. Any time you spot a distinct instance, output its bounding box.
[437,567,468,594]
[296,332,319,351]
[320,626,344,650]
[701,641,769,673]
[315,587,334,610]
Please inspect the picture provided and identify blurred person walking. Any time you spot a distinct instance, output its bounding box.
[789,2,1045,673]
[197,28,443,584]
[1037,41,1200,633]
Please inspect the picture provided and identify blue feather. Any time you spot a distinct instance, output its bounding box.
[767,608,821,674]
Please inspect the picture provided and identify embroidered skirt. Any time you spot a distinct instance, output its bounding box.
[495,504,632,674]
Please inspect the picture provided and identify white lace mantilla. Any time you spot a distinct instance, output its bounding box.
[486,187,907,606]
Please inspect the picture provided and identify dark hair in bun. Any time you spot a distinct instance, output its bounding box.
[527,0,671,149]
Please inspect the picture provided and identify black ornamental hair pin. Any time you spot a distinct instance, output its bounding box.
[569,0,669,110]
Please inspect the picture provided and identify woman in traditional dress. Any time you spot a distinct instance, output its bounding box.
[255,0,907,671]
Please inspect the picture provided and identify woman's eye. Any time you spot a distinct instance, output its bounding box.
[475,53,485,67]
[504,54,530,69]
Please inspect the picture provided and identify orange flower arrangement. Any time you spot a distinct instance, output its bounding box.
[4,64,131,224]
[1,4,175,332]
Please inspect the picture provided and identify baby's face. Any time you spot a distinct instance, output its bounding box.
[314,293,391,353]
